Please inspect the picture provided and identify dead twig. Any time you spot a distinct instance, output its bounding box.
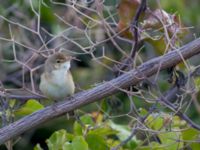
[0,38,200,144]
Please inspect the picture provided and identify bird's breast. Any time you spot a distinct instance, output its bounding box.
[39,69,75,100]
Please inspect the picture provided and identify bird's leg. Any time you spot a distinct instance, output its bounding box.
[52,99,59,112]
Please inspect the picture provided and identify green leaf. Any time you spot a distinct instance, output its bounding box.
[86,134,109,150]
[62,136,89,150]
[72,136,88,150]
[182,128,200,150]
[73,114,95,135]
[194,77,200,91]
[173,116,186,128]
[138,142,162,150]
[47,129,74,150]
[34,144,43,150]
[108,121,139,149]
[63,142,73,150]
[108,121,137,142]
[73,121,83,135]
[158,129,183,149]
[145,113,164,130]
[15,99,44,116]
[41,1,55,25]
[89,126,118,136]
[139,108,148,116]
[80,114,95,125]
[9,99,16,108]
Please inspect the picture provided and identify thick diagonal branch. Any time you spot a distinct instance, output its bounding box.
[0,38,200,144]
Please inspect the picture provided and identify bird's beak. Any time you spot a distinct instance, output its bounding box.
[62,61,71,70]
[71,56,81,62]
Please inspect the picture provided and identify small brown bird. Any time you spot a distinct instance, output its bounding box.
[39,53,75,101]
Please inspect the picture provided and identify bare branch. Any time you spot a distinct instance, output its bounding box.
[114,0,147,75]
[130,0,147,59]
[0,38,200,144]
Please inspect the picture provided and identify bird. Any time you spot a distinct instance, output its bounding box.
[39,53,75,102]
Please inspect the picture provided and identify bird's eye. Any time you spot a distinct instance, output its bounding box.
[56,60,61,63]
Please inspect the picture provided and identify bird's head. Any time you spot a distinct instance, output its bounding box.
[45,53,72,73]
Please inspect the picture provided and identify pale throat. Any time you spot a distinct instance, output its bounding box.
[60,61,71,71]
[51,61,71,81]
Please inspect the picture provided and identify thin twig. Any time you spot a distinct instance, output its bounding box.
[0,38,200,144]
[114,0,147,75]
[112,105,156,150]
[130,0,147,59]
[112,65,200,149]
